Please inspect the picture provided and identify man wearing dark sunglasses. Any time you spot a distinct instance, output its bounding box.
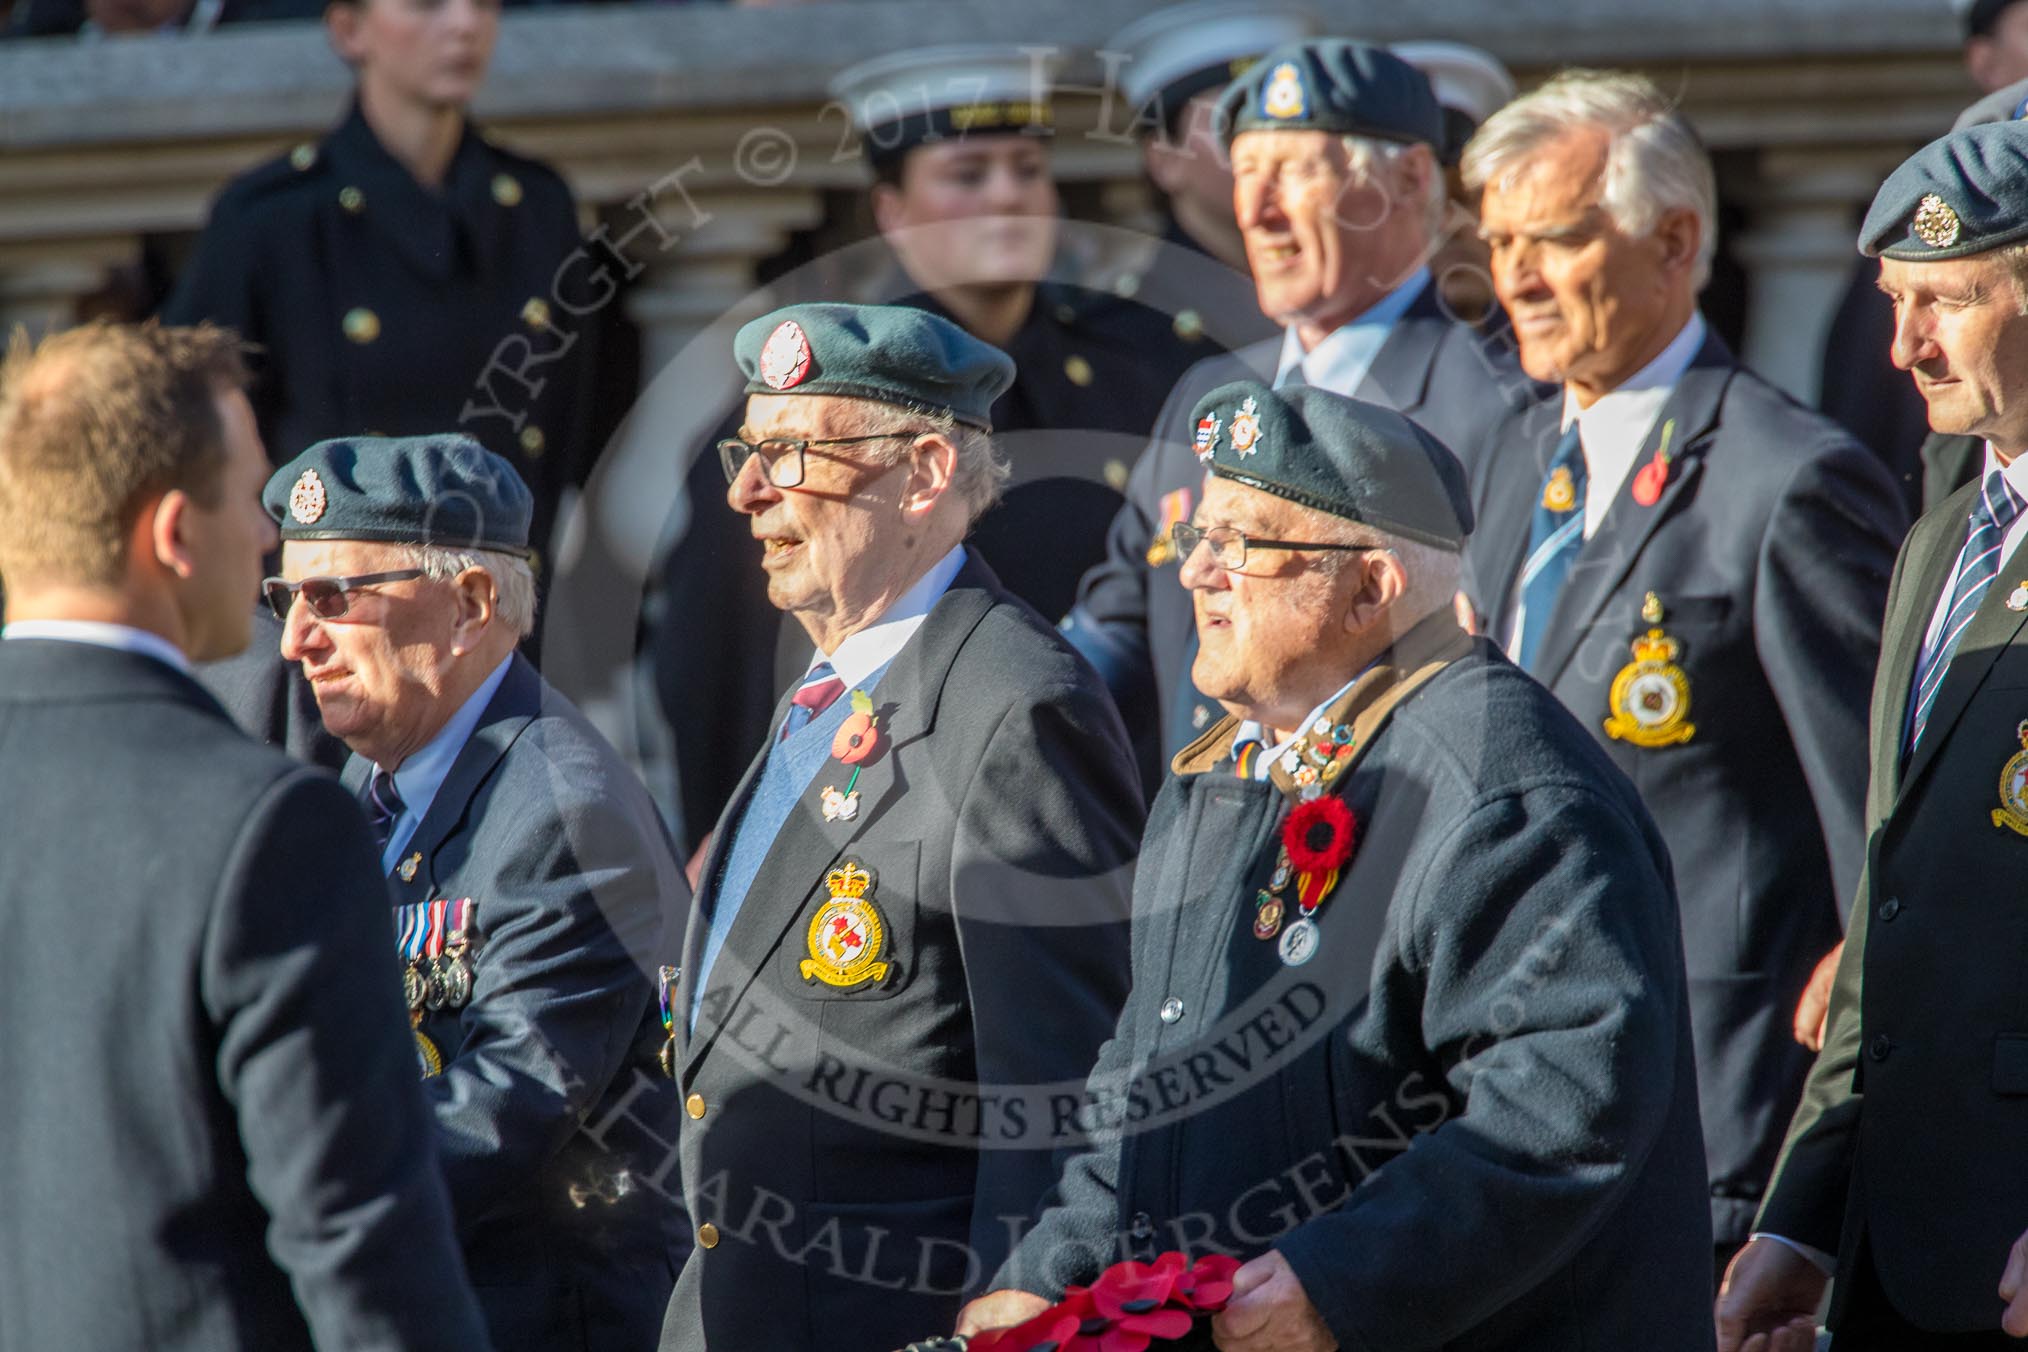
[262,432,689,1352]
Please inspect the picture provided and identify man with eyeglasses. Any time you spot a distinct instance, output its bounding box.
[262,432,689,1352]
[957,380,1713,1352]
[659,302,1140,1352]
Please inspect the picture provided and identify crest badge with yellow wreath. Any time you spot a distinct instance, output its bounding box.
[1603,593,1697,748]
[1992,722,2028,837]
[800,859,892,992]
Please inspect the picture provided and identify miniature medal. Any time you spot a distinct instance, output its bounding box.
[1603,594,1696,748]
[1993,721,2028,837]
[656,965,679,1079]
[1276,918,1319,966]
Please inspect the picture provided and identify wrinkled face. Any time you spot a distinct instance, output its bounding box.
[875,137,1060,290]
[1478,129,1685,396]
[328,0,500,110]
[1231,128,1421,332]
[1969,6,2028,93]
[277,538,458,763]
[179,388,278,663]
[1881,251,2028,453]
[1180,475,1368,732]
[726,393,919,631]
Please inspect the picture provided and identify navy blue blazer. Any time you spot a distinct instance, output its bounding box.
[0,639,485,1350]
[347,653,690,1352]
[1462,330,1908,1243]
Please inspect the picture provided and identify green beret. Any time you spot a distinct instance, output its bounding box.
[1217,39,1443,150]
[1192,380,1472,550]
[1860,121,2028,261]
[265,434,534,557]
[735,303,1016,431]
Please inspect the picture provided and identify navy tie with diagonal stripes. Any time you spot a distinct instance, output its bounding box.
[1908,469,2025,752]
[779,660,846,742]
[364,768,404,855]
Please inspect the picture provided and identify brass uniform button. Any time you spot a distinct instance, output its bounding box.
[1064,354,1094,387]
[1104,459,1129,492]
[522,297,551,330]
[491,173,523,207]
[341,308,380,345]
[1114,272,1141,299]
[289,142,316,171]
[338,186,365,214]
[519,424,546,457]
[696,1222,720,1249]
[1054,302,1077,324]
[685,1092,706,1120]
[1174,309,1204,341]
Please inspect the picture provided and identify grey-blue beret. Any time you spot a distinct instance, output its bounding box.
[735,302,1016,431]
[1216,39,1442,150]
[1860,121,2028,261]
[265,434,534,557]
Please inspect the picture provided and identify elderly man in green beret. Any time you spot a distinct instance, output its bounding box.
[659,302,1143,1352]
[264,433,688,1352]
[959,381,1713,1352]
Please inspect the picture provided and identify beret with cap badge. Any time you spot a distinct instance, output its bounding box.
[1860,120,2028,261]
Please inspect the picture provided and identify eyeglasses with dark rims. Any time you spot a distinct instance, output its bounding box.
[261,569,426,622]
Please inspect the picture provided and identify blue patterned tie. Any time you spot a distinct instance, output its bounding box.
[1514,425,1587,674]
[1908,469,2026,751]
[779,660,845,742]
[363,768,404,855]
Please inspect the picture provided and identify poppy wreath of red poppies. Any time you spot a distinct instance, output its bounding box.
[1282,795,1356,874]
[967,1253,1243,1352]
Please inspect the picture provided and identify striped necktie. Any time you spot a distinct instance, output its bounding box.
[1908,469,2025,751]
[363,767,404,855]
[780,660,846,741]
[1514,424,1587,674]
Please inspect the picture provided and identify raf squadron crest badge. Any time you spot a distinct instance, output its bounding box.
[288,468,327,525]
[1993,722,2028,837]
[1603,593,1696,748]
[1542,464,1577,514]
[800,859,892,991]
[1261,62,1307,121]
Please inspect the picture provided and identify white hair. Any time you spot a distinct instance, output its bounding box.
[395,542,538,639]
[1341,134,1448,239]
[1461,69,1717,291]
[1322,517,1462,622]
[841,399,1010,525]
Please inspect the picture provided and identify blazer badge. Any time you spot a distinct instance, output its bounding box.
[1993,721,2028,837]
[800,860,892,991]
[1603,594,1695,748]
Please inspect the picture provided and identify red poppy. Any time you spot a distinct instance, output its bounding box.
[967,1309,1084,1352]
[1282,795,1356,874]
[831,712,882,764]
[1172,1254,1242,1312]
[1631,451,1669,507]
[1090,1256,1180,1317]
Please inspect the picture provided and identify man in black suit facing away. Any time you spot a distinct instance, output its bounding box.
[0,321,486,1350]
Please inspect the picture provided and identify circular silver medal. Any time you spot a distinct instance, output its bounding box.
[442,954,473,1008]
[1277,917,1319,967]
[402,963,426,1012]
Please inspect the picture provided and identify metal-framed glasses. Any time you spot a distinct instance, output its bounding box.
[1168,522,1371,572]
[717,433,914,488]
[262,569,425,622]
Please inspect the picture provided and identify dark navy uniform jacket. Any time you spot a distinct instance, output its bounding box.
[1064,279,1538,793]
[1462,330,1908,1245]
[0,639,487,1351]
[1763,474,2028,1333]
[345,654,690,1352]
[658,556,1141,1352]
[162,103,594,559]
[996,619,1716,1352]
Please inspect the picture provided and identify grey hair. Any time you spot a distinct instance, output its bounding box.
[1340,134,1447,240]
[840,399,1010,525]
[1461,69,1717,291]
[1321,517,1462,621]
[394,542,538,639]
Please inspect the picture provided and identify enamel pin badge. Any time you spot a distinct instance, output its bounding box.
[1603,592,1696,748]
[800,859,892,991]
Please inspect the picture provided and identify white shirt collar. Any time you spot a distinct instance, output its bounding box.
[1230,672,1363,780]
[1,619,192,675]
[1983,442,2028,503]
[1560,312,1707,536]
[808,544,968,690]
[360,654,514,872]
[1273,267,1431,392]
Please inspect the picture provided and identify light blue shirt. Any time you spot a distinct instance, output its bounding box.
[1273,266,1431,392]
[1230,673,1364,781]
[2,619,192,675]
[354,655,514,876]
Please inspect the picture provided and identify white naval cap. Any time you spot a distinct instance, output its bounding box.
[1104,1,1323,125]
[830,45,1063,168]
[1388,40,1515,163]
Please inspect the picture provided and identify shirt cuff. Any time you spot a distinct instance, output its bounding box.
[1750,1231,1836,1276]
